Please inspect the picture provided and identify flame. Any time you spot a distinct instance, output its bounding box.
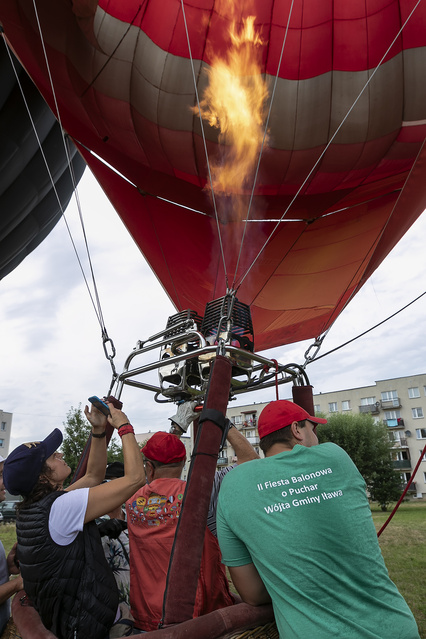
[196,9,269,201]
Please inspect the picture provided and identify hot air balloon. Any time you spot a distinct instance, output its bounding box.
[0,44,86,280]
[1,1,426,637]
[2,0,425,352]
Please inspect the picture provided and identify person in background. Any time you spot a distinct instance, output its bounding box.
[0,455,23,636]
[3,402,145,639]
[169,400,259,535]
[97,461,131,609]
[126,432,235,633]
[216,400,420,639]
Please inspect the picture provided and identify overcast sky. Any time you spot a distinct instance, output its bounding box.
[1,169,426,453]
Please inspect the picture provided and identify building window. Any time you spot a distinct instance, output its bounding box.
[341,400,350,411]
[385,410,401,420]
[0,439,4,448]
[0,422,6,431]
[423,472,426,483]
[245,430,254,438]
[408,387,420,398]
[416,428,426,439]
[381,390,398,406]
[233,415,242,424]
[412,407,424,419]
[314,404,321,413]
[328,402,338,413]
[360,397,376,405]
[420,449,426,462]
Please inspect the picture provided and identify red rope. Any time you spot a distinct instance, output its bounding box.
[377,441,426,537]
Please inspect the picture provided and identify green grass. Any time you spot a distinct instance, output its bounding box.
[372,501,426,638]
[2,505,425,637]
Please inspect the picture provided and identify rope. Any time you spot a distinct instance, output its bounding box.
[7,2,118,375]
[377,442,426,537]
[306,290,426,364]
[234,0,423,293]
[232,0,296,289]
[180,0,230,290]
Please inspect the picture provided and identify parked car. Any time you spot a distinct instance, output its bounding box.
[0,510,3,523]
[0,501,18,523]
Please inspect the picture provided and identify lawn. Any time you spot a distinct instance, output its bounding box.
[371,501,426,638]
[1,504,425,637]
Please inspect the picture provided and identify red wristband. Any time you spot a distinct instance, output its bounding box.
[118,423,134,438]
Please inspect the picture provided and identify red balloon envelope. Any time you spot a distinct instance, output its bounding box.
[1,0,426,351]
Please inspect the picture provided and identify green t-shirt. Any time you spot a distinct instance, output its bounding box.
[217,443,419,639]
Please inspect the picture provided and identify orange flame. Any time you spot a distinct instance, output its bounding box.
[196,9,269,201]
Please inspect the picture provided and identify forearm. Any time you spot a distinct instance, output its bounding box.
[227,427,259,463]
[121,430,145,488]
[229,564,271,606]
[0,577,23,604]
[84,435,108,485]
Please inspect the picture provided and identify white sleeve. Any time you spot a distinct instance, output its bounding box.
[49,488,90,546]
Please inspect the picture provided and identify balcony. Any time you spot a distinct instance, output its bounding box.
[385,418,405,429]
[217,457,229,466]
[403,482,417,494]
[359,404,380,414]
[391,437,408,448]
[381,397,402,409]
[246,435,260,445]
[392,459,412,470]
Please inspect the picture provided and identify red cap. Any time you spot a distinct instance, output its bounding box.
[142,432,186,464]
[258,400,327,439]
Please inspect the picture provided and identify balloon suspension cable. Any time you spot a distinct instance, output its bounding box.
[18,1,118,366]
[305,290,426,366]
[180,0,230,291]
[303,333,329,367]
[232,0,296,290]
[233,0,422,293]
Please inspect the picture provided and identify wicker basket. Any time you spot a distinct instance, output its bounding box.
[0,618,22,639]
[224,622,279,639]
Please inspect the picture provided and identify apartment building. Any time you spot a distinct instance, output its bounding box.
[0,409,12,457]
[312,373,426,499]
[218,373,426,499]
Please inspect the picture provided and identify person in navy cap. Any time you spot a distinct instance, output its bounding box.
[3,402,145,639]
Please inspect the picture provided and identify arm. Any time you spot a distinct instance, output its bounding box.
[228,564,271,606]
[80,404,145,523]
[0,543,23,605]
[69,404,109,490]
[0,576,23,604]
[227,425,259,464]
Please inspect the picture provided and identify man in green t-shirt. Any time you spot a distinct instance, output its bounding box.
[217,400,420,639]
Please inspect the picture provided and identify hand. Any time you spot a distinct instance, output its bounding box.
[169,400,199,433]
[7,543,20,576]
[84,404,108,432]
[11,575,24,593]
[107,404,131,431]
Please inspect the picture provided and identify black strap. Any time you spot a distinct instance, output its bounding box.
[198,408,229,432]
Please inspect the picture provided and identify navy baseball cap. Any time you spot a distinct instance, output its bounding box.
[3,429,63,496]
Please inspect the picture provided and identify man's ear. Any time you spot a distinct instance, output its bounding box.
[290,421,303,442]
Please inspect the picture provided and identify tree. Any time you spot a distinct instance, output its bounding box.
[317,413,401,510]
[61,405,123,484]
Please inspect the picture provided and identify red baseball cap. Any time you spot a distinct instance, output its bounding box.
[258,400,327,439]
[142,431,186,464]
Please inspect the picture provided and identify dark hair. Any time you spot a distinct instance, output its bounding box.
[144,458,184,470]
[16,461,62,513]
[259,420,306,454]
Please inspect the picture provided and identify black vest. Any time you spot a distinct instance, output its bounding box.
[17,491,119,639]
